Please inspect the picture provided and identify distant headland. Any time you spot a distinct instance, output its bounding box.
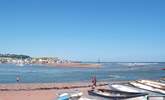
[0,53,101,68]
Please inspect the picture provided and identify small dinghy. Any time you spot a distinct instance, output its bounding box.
[88,89,148,99]
[109,84,147,93]
[78,97,96,100]
[58,92,83,100]
[130,81,165,94]
[70,92,83,100]
[58,93,70,100]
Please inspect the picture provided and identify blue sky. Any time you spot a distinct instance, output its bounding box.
[0,0,165,62]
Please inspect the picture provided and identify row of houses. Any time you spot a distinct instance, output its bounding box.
[0,57,71,65]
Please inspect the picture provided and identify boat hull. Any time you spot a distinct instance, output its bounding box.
[138,80,165,89]
[88,89,148,99]
[130,81,165,94]
[109,84,147,93]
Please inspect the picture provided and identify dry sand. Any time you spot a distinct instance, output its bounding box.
[0,81,157,100]
[0,82,108,100]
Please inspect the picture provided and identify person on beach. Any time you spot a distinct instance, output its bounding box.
[16,76,20,83]
[91,75,97,89]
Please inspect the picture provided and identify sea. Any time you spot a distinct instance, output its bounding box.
[0,62,165,83]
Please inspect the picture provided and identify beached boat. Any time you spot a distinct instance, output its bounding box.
[130,81,165,94]
[58,93,69,100]
[159,79,165,84]
[109,84,147,93]
[88,89,148,99]
[70,92,83,100]
[58,92,83,100]
[78,97,96,100]
[139,80,165,87]
[138,80,165,89]
[147,96,165,100]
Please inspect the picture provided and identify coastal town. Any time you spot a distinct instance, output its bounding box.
[0,53,100,68]
[0,53,72,65]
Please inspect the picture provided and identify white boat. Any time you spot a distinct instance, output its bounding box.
[70,92,83,100]
[58,92,83,100]
[109,84,147,93]
[138,80,165,89]
[159,80,165,85]
[138,80,163,89]
[88,89,148,99]
[147,96,165,100]
[16,63,24,67]
[78,97,96,100]
[130,81,165,94]
[58,93,69,100]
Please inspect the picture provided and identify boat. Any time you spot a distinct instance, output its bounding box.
[130,81,165,94]
[138,80,165,89]
[58,92,83,100]
[58,93,69,100]
[159,79,165,84]
[78,97,96,100]
[88,89,148,99]
[16,63,24,67]
[139,80,165,87]
[109,84,147,93]
[147,96,165,100]
[70,92,83,100]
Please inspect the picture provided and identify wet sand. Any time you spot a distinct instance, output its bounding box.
[47,63,101,68]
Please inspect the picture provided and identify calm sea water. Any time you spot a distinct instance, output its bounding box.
[0,63,165,83]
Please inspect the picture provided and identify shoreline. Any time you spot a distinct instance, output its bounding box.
[0,80,132,91]
[0,82,108,91]
[0,63,102,68]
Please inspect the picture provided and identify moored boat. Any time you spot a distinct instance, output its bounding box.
[130,81,165,94]
[88,89,148,99]
[16,63,24,67]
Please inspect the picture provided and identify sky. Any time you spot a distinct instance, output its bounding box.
[0,0,165,62]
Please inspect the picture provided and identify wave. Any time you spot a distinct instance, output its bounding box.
[108,74,122,79]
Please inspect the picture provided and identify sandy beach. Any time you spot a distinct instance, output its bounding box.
[0,81,164,100]
[0,82,108,100]
[46,63,101,68]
